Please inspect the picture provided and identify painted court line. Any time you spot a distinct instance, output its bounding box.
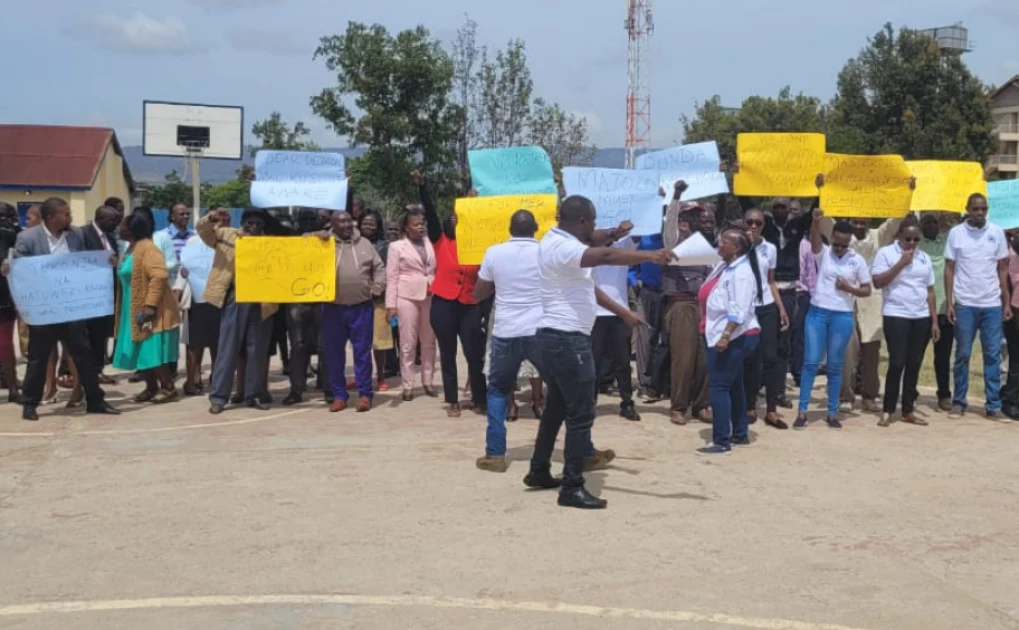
[0,408,312,438]
[0,593,873,629]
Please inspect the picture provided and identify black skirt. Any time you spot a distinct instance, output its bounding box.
[188,303,221,349]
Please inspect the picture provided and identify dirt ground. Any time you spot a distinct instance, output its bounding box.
[1,358,1018,630]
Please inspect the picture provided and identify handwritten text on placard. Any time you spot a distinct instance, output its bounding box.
[455,194,558,265]
[468,146,558,197]
[9,251,114,325]
[636,141,729,201]
[235,237,336,303]
[820,153,913,218]
[734,133,826,197]
[250,150,348,210]
[561,167,663,235]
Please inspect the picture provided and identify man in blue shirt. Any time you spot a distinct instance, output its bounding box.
[630,233,665,400]
[164,203,195,271]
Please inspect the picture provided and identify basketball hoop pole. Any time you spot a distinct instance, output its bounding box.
[188,149,201,228]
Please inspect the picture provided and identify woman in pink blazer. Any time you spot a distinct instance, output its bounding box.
[386,212,438,400]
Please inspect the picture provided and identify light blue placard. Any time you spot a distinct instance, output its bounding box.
[9,251,114,325]
[636,141,729,201]
[468,146,558,196]
[179,241,215,304]
[250,150,348,210]
[989,180,1019,230]
[561,167,663,236]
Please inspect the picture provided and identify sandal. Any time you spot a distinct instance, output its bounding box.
[901,413,928,426]
[133,389,158,403]
[152,389,180,404]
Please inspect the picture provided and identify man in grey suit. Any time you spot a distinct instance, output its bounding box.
[3,198,120,421]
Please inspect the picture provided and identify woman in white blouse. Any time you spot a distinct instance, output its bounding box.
[696,229,763,455]
[795,209,873,430]
[871,217,940,426]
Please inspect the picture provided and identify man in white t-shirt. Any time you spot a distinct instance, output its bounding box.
[944,192,1012,418]
[526,195,673,510]
[592,237,640,421]
[473,210,544,473]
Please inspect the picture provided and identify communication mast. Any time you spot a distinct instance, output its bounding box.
[624,0,654,169]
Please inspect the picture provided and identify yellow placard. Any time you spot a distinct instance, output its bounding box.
[455,194,559,265]
[235,236,336,303]
[907,160,987,213]
[733,133,826,197]
[819,153,913,218]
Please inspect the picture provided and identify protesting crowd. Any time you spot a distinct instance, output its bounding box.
[0,140,1016,510]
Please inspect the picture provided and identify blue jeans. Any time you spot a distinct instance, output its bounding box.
[953,304,1003,411]
[799,306,855,416]
[706,334,758,449]
[486,335,543,457]
[530,328,597,491]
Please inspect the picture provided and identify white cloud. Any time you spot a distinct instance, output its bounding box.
[226,28,309,56]
[185,0,284,11]
[68,13,201,54]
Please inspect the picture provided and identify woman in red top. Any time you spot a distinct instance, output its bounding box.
[412,171,489,418]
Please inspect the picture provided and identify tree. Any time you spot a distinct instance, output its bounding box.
[829,23,996,161]
[140,170,207,209]
[475,39,533,148]
[527,99,596,173]
[250,111,320,157]
[311,22,461,204]
[682,88,830,168]
[450,14,480,183]
[204,174,251,209]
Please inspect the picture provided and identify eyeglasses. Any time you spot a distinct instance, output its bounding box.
[744,219,764,227]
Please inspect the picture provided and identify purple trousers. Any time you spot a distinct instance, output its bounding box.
[322,301,374,401]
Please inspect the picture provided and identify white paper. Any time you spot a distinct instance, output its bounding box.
[670,232,720,266]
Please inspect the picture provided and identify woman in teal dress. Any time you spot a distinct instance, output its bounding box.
[112,213,181,403]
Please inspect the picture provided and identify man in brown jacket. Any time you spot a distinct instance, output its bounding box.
[322,210,385,413]
[198,208,279,414]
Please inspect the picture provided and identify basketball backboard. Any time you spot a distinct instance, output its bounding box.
[143,100,244,160]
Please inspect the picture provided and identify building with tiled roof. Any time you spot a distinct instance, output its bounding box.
[0,125,135,224]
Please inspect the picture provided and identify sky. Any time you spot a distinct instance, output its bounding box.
[7,0,1019,150]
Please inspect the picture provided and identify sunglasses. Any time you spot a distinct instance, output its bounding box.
[744,219,764,227]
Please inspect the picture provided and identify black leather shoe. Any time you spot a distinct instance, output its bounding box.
[282,391,302,406]
[557,487,607,509]
[619,401,641,421]
[209,403,225,415]
[523,469,562,489]
[22,406,38,421]
[85,402,120,415]
[247,399,270,411]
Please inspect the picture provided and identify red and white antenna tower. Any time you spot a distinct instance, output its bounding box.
[624,0,654,169]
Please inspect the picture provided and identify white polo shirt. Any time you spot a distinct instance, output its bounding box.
[538,228,596,334]
[753,239,777,306]
[945,221,1009,308]
[871,243,935,319]
[478,237,543,338]
[592,238,638,317]
[811,245,872,313]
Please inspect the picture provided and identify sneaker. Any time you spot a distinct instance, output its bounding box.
[838,400,854,413]
[584,448,616,471]
[619,401,641,422]
[948,404,965,419]
[938,398,953,412]
[476,456,509,473]
[825,416,842,429]
[696,444,731,456]
[793,414,809,430]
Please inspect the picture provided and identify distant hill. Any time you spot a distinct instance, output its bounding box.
[123,145,629,184]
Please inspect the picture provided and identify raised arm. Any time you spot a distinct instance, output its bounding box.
[411,171,442,243]
[810,208,824,254]
[197,212,226,249]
